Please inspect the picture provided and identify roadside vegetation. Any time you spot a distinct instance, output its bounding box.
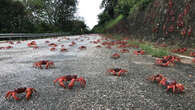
[0,0,89,34]
[92,0,153,33]
[93,0,195,48]
[104,34,169,57]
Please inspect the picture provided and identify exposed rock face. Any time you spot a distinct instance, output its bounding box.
[107,0,195,47]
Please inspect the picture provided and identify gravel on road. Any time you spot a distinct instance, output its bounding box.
[0,34,195,110]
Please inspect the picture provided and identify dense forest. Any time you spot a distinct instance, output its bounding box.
[93,0,195,47]
[0,0,89,34]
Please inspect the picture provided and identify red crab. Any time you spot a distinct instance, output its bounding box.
[69,41,76,46]
[45,41,50,43]
[177,14,184,26]
[0,46,13,50]
[107,68,128,76]
[181,28,187,36]
[16,41,21,44]
[155,56,180,67]
[50,47,56,51]
[190,52,195,57]
[188,27,192,36]
[168,0,173,8]
[28,41,37,47]
[48,43,57,47]
[134,50,144,55]
[7,41,14,45]
[171,48,187,53]
[5,87,36,100]
[120,49,129,53]
[148,74,184,93]
[148,74,165,83]
[33,60,54,69]
[152,27,158,33]
[155,58,172,67]
[111,53,120,59]
[60,48,68,52]
[79,46,87,50]
[166,80,184,93]
[163,56,181,63]
[53,75,86,89]
[96,45,102,48]
[105,45,112,49]
[192,58,195,63]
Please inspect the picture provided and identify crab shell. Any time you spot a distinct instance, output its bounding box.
[5,87,36,100]
[111,53,120,59]
[148,74,164,83]
[155,59,171,67]
[107,68,128,76]
[166,82,184,93]
[33,60,54,69]
[120,49,129,53]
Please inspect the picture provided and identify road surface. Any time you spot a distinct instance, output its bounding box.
[0,34,195,110]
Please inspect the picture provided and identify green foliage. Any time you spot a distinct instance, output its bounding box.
[0,0,32,32]
[93,0,153,32]
[105,14,124,29]
[0,0,89,34]
[107,33,169,57]
[139,43,169,57]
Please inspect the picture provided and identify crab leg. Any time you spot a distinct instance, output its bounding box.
[68,79,76,89]
[25,88,36,100]
[59,79,66,88]
[12,92,20,100]
[77,77,86,87]
[5,92,12,99]
[5,92,20,100]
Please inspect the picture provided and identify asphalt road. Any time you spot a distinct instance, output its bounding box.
[0,34,195,110]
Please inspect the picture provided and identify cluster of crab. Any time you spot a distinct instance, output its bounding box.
[5,74,86,101]
[5,59,87,101]
[111,50,144,60]
[27,41,39,49]
[0,46,13,50]
[148,74,184,93]
[171,48,187,53]
[155,56,181,67]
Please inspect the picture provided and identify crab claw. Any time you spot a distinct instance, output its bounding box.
[25,88,36,100]
[159,77,167,86]
[118,69,128,76]
[107,69,117,75]
[68,79,76,89]
[5,91,20,100]
[76,77,86,88]
[147,74,164,82]
[53,76,66,88]
[176,83,184,92]
[68,77,86,89]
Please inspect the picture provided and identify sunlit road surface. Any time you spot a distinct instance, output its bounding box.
[0,34,195,110]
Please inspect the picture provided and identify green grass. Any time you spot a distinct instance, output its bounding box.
[105,34,169,57]
[105,14,124,29]
[130,41,169,57]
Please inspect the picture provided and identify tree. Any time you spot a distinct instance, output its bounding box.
[100,0,118,18]
[0,0,33,33]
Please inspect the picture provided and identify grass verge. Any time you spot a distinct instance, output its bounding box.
[105,34,169,57]
[128,40,169,57]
